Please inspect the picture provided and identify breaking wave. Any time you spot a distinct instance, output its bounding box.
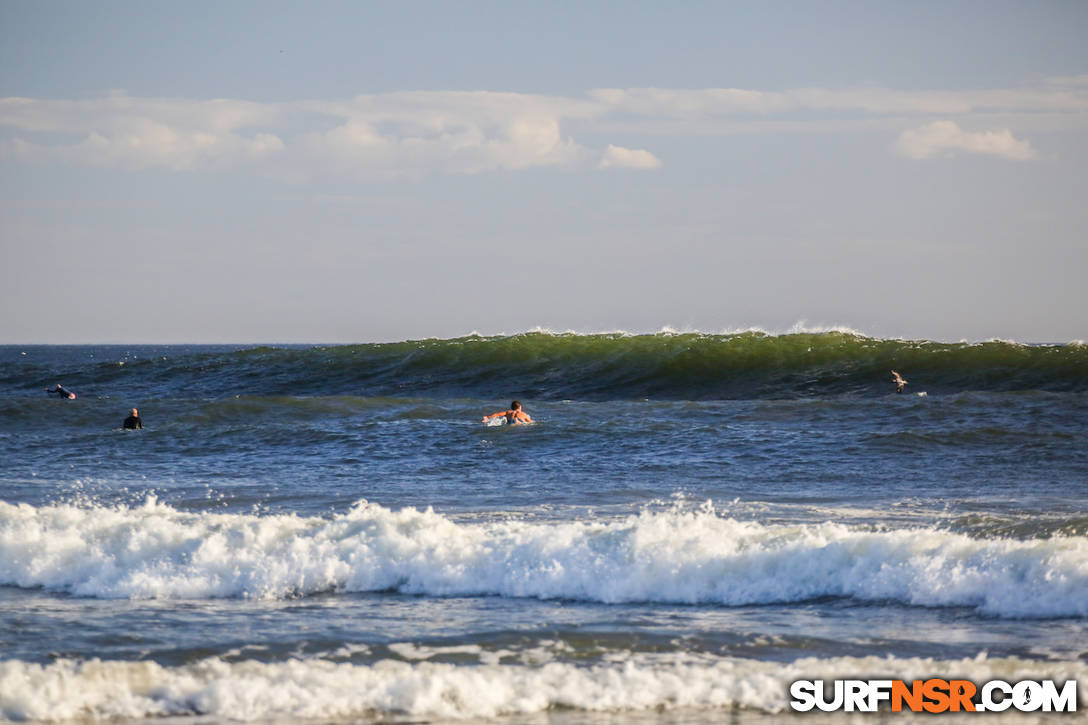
[2,652,1085,722]
[2,500,1085,618]
[4,331,1086,400]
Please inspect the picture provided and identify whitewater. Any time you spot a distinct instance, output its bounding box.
[1,334,1085,723]
[3,499,1087,617]
[6,653,1087,722]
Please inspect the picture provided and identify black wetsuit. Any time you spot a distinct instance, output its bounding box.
[47,386,74,398]
[123,415,143,430]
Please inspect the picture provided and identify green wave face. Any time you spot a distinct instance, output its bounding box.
[5,332,1087,400]
[296,332,1088,399]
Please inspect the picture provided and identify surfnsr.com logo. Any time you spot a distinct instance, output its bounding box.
[789,679,1078,713]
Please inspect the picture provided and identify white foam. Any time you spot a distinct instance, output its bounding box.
[1,499,1086,617]
[2,653,1085,722]
[404,326,1088,346]
[387,642,485,660]
[784,320,869,337]
[464,324,879,340]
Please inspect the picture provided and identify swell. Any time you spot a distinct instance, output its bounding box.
[2,332,1087,400]
[2,500,1086,618]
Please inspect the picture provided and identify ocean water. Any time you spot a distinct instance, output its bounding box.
[1,331,1086,723]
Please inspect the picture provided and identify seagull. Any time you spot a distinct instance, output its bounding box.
[891,370,908,393]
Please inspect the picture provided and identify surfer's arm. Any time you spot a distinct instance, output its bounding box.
[482,410,506,422]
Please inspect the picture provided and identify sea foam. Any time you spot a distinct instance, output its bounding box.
[2,653,1085,722]
[1,499,1086,617]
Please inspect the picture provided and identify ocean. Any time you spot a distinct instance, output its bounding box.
[1,331,1086,723]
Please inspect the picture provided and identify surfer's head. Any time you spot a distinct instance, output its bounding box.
[510,400,521,410]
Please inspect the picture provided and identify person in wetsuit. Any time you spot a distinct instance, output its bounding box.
[45,384,76,399]
[123,408,143,429]
[482,400,532,425]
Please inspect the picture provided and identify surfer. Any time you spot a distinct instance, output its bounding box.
[482,400,533,425]
[45,384,76,399]
[891,370,908,394]
[123,408,143,430]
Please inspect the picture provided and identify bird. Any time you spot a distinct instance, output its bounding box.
[891,370,908,393]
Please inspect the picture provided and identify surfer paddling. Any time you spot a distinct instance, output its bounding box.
[482,400,532,425]
[123,408,143,430]
[45,384,76,399]
[891,370,908,394]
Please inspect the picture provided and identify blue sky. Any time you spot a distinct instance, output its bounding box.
[2,1,1086,343]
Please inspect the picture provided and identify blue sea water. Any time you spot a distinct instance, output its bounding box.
[0,334,1086,722]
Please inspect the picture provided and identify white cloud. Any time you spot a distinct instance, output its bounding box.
[295,95,594,178]
[591,87,796,116]
[597,144,662,170]
[1,81,1075,176]
[894,120,1037,161]
[0,92,601,178]
[590,84,1088,118]
[0,95,284,170]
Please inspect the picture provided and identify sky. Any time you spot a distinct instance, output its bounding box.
[1,0,1086,343]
